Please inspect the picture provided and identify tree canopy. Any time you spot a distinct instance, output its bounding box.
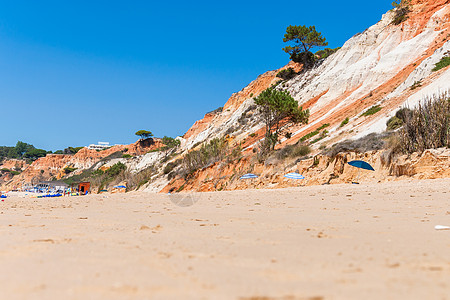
[0,141,48,162]
[254,87,309,151]
[135,130,153,140]
[162,136,180,149]
[282,25,328,68]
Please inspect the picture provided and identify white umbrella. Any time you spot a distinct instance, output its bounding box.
[284,173,305,180]
[240,173,258,179]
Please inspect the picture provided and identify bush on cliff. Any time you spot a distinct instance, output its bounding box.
[276,68,297,80]
[182,138,228,176]
[391,0,411,25]
[325,132,392,157]
[275,144,311,160]
[255,87,309,153]
[315,47,341,60]
[282,25,328,69]
[432,57,450,72]
[398,93,450,153]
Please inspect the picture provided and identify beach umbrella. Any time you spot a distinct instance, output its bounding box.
[240,173,258,179]
[348,160,375,184]
[284,172,305,180]
[113,185,126,189]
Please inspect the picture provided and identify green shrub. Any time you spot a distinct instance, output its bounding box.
[207,107,223,114]
[176,184,185,192]
[386,116,403,131]
[395,107,413,121]
[106,162,126,177]
[315,47,341,59]
[276,68,297,80]
[311,136,325,144]
[64,166,77,174]
[299,124,328,142]
[182,138,228,175]
[122,154,132,158]
[340,117,349,127]
[361,105,382,117]
[391,0,411,25]
[249,133,256,138]
[163,159,181,175]
[1,168,10,172]
[316,123,329,131]
[10,170,20,176]
[432,57,450,72]
[92,169,104,176]
[410,80,422,90]
[300,130,319,142]
[275,144,311,160]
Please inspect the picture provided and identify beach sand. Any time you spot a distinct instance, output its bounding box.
[0,179,449,299]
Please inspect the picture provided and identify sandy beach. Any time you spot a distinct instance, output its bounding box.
[1,179,449,300]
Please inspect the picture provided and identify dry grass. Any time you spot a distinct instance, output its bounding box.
[399,93,449,154]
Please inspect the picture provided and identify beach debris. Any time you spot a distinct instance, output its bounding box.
[434,225,450,230]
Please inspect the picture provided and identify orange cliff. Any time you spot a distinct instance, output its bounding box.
[157,0,450,193]
[160,148,450,193]
[0,138,165,191]
[182,62,302,144]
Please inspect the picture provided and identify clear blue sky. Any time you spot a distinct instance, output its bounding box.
[0,0,392,151]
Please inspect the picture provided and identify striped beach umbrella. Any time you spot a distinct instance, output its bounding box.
[284,172,305,180]
[240,173,258,179]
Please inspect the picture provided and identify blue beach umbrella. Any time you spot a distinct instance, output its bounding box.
[284,173,305,180]
[113,185,127,189]
[240,173,258,179]
[348,160,375,184]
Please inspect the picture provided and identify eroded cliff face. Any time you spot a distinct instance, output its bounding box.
[154,0,450,193]
[0,139,164,191]
[4,1,449,193]
[160,148,450,193]
[177,0,449,153]
[1,155,72,190]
